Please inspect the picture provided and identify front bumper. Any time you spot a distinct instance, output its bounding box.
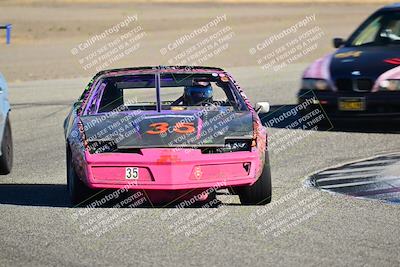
[82,148,262,190]
[298,89,400,119]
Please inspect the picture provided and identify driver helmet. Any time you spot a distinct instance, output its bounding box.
[184,81,213,105]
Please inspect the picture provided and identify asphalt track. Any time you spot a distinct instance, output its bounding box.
[1,65,400,266]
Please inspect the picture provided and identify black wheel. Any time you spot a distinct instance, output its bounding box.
[0,116,13,174]
[238,152,272,205]
[228,187,238,195]
[67,145,96,206]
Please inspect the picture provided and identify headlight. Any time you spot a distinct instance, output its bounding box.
[379,80,400,91]
[88,140,117,154]
[302,79,329,91]
[223,140,251,152]
[216,140,251,153]
[201,140,251,154]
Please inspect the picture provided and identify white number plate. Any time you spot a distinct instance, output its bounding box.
[125,167,139,180]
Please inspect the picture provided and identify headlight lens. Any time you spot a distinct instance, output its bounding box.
[379,79,400,91]
[302,79,329,91]
[88,140,117,154]
[224,141,251,152]
[218,140,251,153]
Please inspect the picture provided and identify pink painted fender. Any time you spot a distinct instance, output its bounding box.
[303,53,336,91]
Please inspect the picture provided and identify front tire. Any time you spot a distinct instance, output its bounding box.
[238,153,272,205]
[0,116,13,174]
[67,146,96,206]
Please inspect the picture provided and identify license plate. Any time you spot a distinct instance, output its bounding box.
[125,167,139,180]
[338,97,366,111]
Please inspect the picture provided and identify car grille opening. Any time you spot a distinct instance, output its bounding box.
[335,79,353,92]
[335,78,374,92]
[356,79,373,92]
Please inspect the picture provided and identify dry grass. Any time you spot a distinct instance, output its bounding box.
[0,0,385,81]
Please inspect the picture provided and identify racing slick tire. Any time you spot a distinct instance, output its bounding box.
[238,153,272,205]
[67,146,96,206]
[0,116,13,175]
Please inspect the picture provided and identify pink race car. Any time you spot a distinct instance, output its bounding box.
[64,66,271,206]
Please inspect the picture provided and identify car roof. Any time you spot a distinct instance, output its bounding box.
[380,3,400,11]
[95,66,226,79]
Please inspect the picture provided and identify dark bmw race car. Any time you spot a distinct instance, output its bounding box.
[64,66,272,206]
[298,3,400,119]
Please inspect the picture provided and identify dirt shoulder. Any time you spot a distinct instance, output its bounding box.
[0,2,382,81]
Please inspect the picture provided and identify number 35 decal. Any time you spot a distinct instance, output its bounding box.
[146,122,195,135]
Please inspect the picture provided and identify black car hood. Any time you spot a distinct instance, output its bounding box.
[330,46,400,81]
[80,109,253,149]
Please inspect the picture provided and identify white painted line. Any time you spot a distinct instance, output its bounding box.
[316,173,376,182]
[318,171,379,179]
[350,159,399,167]
[320,177,400,189]
[319,166,385,175]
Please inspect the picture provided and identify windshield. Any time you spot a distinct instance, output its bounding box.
[85,73,247,114]
[348,11,400,47]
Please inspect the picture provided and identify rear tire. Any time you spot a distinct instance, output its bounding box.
[67,146,96,206]
[0,116,13,175]
[238,153,272,205]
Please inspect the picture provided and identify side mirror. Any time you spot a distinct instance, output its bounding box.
[333,38,345,48]
[255,102,270,113]
[73,101,82,107]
